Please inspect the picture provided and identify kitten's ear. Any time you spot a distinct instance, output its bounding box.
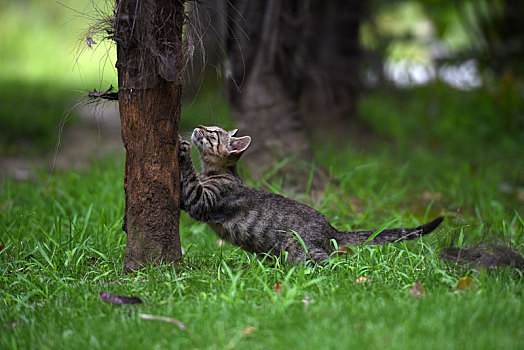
[229,136,251,154]
[229,129,239,136]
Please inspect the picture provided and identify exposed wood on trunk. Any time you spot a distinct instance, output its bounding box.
[115,0,184,271]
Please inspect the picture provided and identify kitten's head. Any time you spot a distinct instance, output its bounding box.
[191,125,251,168]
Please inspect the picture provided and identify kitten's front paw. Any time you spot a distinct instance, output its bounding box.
[178,139,191,162]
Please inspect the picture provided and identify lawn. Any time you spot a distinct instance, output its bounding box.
[1,82,523,349]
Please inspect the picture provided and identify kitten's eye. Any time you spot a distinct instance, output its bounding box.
[207,132,219,142]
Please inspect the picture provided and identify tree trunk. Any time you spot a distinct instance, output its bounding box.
[225,0,365,192]
[225,0,318,191]
[229,73,315,190]
[300,0,364,140]
[115,0,184,272]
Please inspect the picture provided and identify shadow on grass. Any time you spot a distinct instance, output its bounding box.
[0,79,84,156]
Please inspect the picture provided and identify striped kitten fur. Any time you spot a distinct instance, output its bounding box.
[179,125,443,263]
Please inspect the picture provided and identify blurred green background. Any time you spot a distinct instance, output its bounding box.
[0,0,522,166]
[0,0,231,158]
[0,0,119,154]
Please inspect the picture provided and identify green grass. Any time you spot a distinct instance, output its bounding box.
[2,83,524,348]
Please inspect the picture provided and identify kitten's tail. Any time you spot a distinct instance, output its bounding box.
[335,216,443,246]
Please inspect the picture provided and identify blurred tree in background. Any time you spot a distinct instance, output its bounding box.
[216,0,521,189]
[223,0,365,189]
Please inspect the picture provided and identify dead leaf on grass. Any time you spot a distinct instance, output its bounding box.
[355,276,370,284]
[242,327,257,335]
[139,313,186,329]
[217,239,225,247]
[302,296,310,311]
[9,266,31,274]
[336,245,355,256]
[456,277,475,289]
[273,281,283,293]
[409,281,426,299]
[232,263,250,273]
[99,291,143,305]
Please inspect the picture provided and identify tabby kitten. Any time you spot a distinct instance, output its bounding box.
[179,125,443,263]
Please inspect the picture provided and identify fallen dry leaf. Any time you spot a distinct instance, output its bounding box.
[336,245,355,256]
[99,291,142,305]
[139,313,186,329]
[217,239,225,247]
[302,296,310,311]
[242,327,257,335]
[233,263,250,273]
[273,281,283,293]
[9,266,31,274]
[456,277,475,290]
[355,276,369,283]
[409,281,426,299]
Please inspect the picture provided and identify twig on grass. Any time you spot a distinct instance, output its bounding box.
[138,313,186,330]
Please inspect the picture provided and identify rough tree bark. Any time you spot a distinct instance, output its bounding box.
[225,0,365,191]
[115,0,184,272]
